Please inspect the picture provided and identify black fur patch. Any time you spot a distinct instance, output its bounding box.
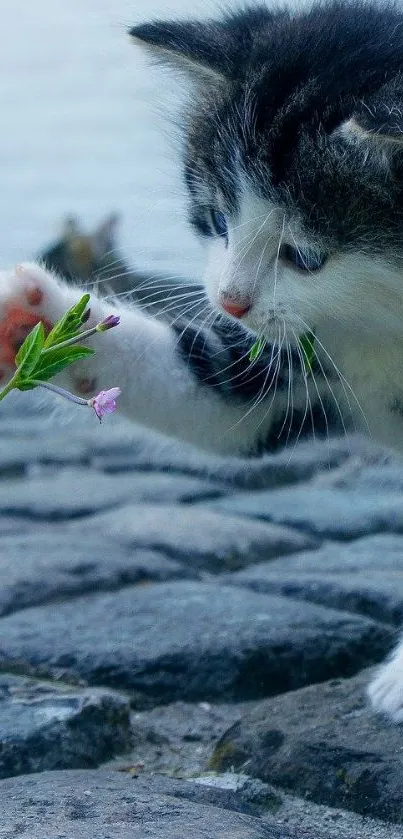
[172,314,347,451]
[264,399,346,453]
[173,316,307,400]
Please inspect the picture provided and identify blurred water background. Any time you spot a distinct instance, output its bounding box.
[0,0,220,281]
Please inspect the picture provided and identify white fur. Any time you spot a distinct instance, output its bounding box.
[368,640,403,723]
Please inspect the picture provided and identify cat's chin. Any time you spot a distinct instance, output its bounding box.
[244,314,305,346]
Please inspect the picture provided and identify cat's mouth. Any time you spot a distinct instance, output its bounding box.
[243,308,303,344]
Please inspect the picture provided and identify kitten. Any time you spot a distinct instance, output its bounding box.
[1,0,403,718]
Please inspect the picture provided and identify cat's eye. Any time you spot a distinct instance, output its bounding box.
[210,209,228,239]
[279,243,327,273]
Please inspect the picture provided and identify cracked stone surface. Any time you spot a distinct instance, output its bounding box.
[0,411,403,835]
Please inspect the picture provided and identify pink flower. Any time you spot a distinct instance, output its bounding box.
[88,387,121,421]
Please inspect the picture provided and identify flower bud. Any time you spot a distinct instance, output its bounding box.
[97,314,121,332]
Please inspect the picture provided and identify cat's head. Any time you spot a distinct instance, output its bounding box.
[132,1,403,342]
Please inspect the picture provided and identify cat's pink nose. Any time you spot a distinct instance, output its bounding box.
[220,298,251,318]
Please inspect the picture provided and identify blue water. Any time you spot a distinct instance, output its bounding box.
[0,0,220,279]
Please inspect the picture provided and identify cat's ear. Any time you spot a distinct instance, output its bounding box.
[129,19,231,83]
[130,9,272,85]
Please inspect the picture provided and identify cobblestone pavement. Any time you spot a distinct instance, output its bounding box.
[0,395,403,837]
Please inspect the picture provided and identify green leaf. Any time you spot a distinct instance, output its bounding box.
[299,331,315,375]
[249,337,266,362]
[15,322,45,378]
[33,345,94,381]
[44,294,91,348]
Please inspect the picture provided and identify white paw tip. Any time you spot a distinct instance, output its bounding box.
[368,663,403,724]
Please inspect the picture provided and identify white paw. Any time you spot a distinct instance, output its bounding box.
[0,262,94,391]
[368,643,403,723]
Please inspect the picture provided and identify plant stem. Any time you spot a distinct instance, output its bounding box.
[31,379,90,405]
[0,359,28,402]
[0,374,19,402]
[42,324,100,354]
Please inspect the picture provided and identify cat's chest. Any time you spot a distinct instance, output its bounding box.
[321,335,403,451]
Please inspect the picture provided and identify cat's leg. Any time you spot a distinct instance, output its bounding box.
[0,262,282,454]
[368,637,403,723]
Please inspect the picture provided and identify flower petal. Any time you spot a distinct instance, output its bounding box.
[88,387,121,422]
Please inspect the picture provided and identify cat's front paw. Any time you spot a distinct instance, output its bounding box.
[0,261,95,389]
[0,262,65,380]
[368,643,403,723]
